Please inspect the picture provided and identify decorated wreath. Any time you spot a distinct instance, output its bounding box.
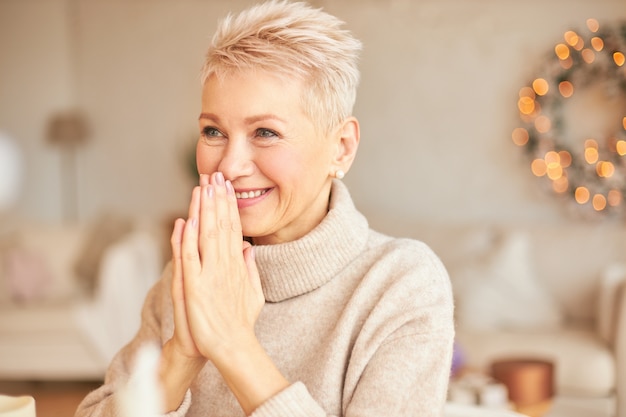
[512,19,626,218]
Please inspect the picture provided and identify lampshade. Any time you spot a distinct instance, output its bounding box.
[0,131,22,210]
[46,110,89,147]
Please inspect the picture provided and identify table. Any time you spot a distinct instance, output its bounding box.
[444,402,530,417]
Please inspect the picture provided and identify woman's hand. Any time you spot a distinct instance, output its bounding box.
[179,172,264,358]
[169,216,203,360]
[157,183,212,411]
[164,172,287,415]
[161,172,263,411]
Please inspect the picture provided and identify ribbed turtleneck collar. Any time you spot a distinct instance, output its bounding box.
[254,180,369,302]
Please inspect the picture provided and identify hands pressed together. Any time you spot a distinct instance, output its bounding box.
[170,172,263,361]
[160,172,288,415]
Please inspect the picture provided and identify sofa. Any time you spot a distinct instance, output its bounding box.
[376,219,626,417]
[0,214,165,380]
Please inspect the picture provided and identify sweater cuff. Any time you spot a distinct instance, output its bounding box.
[250,382,326,417]
[163,389,192,417]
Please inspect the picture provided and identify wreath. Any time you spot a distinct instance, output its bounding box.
[512,18,626,218]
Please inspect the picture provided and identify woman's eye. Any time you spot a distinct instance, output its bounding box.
[255,128,278,139]
[201,126,223,139]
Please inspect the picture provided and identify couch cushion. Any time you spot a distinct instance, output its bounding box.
[456,326,615,397]
[0,304,107,379]
[381,220,626,322]
[451,231,563,331]
[73,212,133,296]
[523,223,626,321]
[0,223,85,305]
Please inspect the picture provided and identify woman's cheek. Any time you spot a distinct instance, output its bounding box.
[196,146,220,174]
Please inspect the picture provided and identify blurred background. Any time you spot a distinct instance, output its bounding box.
[0,0,623,228]
[1,1,626,416]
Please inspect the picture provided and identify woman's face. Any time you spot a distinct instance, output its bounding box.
[197,71,337,245]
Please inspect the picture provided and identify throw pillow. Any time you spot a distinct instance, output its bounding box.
[1,223,85,304]
[452,231,563,331]
[4,248,52,302]
[74,212,133,296]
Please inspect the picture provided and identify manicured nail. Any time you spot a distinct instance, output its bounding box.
[206,185,214,198]
[225,180,234,195]
[216,172,225,185]
[190,217,198,228]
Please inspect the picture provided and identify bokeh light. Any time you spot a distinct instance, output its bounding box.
[531,159,547,177]
[558,151,572,167]
[519,86,536,99]
[555,44,570,60]
[558,81,574,97]
[564,31,579,47]
[535,115,551,133]
[586,18,600,32]
[552,176,569,193]
[581,49,595,64]
[596,161,615,178]
[608,190,622,207]
[585,147,599,164]
[575,187,590,204]
[591,37,604,51]
[532,78,549,96]
[559,57,573,69]
[512,128,529,146]
[518,96,535,114]
[592,194,607,211]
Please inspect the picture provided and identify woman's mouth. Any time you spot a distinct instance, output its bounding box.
[235,189,268,199]
[235,188,271,209]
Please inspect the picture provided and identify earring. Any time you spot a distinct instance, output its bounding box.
[335,169,345,180]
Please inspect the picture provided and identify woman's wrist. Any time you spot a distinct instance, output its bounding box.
[210,333,290,416]
[159,340,207,412]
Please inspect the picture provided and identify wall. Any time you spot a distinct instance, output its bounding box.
[0,0,624,233]
[0,0,75,221]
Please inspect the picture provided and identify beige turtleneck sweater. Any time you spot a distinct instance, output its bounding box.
[75,181,454,417]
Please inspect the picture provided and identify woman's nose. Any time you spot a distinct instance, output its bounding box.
[217,139,254,180]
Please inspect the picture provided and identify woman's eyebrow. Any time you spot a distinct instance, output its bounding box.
[198,112,287,125]
[198,112,219,121]
[243,114,287,125]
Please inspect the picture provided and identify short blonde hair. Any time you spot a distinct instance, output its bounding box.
[201,0,362,134]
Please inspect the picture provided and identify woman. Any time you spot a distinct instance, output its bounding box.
[75,1,454,416]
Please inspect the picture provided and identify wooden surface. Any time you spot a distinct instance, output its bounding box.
[0,380,102,417]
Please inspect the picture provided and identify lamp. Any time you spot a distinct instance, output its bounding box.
[46,110,89,147]
[46,110,89,222]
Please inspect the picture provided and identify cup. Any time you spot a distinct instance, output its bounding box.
[0,395,36,417]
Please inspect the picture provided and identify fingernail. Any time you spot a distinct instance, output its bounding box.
[225,180,234,195]
[216,172,225,185]
[190,217,198,228]
[206,185,214,198]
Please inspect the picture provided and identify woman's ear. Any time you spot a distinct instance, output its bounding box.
[332,117,360,175]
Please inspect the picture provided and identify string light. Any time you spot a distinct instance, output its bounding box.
[513,19,626,218]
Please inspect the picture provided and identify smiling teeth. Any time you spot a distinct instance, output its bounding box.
[235,189,267,199]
